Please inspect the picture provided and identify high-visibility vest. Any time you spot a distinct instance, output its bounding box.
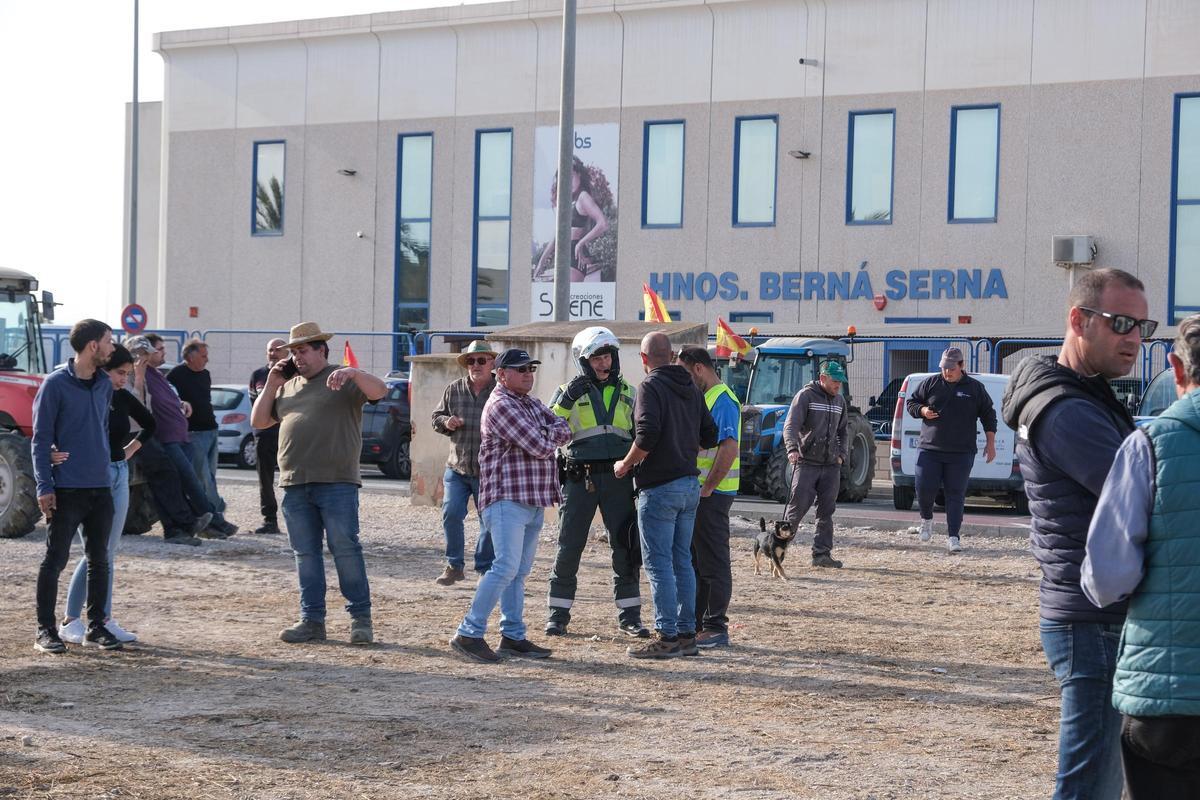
[698,382,740,493]
[553,379,635,462]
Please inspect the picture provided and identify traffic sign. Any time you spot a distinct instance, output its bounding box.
[121,303,148,335]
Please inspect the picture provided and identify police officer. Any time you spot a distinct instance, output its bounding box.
[545,327,647,638]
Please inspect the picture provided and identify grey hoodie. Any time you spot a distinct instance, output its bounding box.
[782,380,848,466]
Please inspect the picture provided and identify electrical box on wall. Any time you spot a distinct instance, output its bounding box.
[1052,235,1096,267]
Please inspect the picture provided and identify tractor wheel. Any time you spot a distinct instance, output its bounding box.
[763,446,794,504]
[0,432,41,538]
[837,412,876,503]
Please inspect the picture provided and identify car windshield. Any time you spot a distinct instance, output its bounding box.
[0,295,44,373]
[716,358,752,403]
[211,388,243,410]
[747,355,817,406]
[1138,369,1175,417]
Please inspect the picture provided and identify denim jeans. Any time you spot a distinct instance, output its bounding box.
[161,440,215,518]
[442,467,494,573]
[457,500,542,641]
[65,461,129,621]
[36,488,113,631]
[188,428,227,522]
[1039,619,1125,800]
[281,483,371,623]
[636,475,700,638]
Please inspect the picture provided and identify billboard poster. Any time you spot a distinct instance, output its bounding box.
[530,123,619,321]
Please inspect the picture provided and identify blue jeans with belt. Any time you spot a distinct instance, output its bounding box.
[281,483,372,623]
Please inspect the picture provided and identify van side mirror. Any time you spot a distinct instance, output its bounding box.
[41,291,55,322]
[869,395,877,406]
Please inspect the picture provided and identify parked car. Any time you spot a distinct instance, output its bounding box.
[889,372,1026,513]
[361,377,411,479]
[865,378,905,438]
[213,384,255,469]
[1136,367,1175,421]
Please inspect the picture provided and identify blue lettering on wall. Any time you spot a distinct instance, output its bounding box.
[695,272,718,302]
[781,272,802,301]
[983,268,1008,299]
[648,272,670,298]
[909,269,930,300]
[931,269,954,299]
[885,270,907,300]
[719,272,740,301]
[672,272,695,300]
[760,272,780,300]
[827,272,849,300]
[956,269,981,299]
[804,272,826,300]
[649,268,1007,304]
[850,268,873,300]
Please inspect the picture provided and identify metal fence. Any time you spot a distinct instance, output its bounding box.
[42,327,190,368]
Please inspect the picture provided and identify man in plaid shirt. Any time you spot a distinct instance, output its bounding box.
[450,348,572,663]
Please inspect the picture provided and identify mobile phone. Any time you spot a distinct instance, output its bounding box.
[280,357,299,378]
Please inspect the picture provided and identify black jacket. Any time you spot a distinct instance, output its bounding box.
[906,373,997,453]
[632,365,718,489]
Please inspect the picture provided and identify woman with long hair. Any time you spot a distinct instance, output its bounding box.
[534,156,609,283]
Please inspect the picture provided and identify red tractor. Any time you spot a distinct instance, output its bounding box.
[0,267,56,538]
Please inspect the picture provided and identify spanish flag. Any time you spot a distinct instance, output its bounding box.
[642,283,671,323]
[342,341,359,369]
[715,317,752,359]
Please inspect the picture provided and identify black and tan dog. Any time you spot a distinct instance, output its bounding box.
[753,517,796,579]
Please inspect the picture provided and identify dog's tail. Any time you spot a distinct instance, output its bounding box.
[759,516,767,532]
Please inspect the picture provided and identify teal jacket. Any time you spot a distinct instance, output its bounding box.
[1112,389,1200,717]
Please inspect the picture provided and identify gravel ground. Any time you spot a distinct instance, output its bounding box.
[0,482,1059,799]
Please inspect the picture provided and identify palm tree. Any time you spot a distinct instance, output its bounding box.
[255,177,283,232]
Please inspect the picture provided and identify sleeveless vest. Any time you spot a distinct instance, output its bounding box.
[698,383,741,493]
[554,379,634,462]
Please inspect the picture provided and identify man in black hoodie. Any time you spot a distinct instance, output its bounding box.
[614,332,717,660]
[1001,267,1154,800]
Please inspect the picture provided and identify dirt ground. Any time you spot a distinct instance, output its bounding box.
[0,483,1060,799]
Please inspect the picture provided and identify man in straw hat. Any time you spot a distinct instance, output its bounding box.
[430,340,497,586]
[251,322,387,645]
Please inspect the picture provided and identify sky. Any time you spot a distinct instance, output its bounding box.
[0,0,491,327]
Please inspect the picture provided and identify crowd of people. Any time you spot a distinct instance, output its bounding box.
[27,267,1200,796]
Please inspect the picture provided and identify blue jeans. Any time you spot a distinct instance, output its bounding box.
[188,428,227,522]
[1039,619,1125,800]
[636,476,700,638]
[161,440,215,518]
[442,468,494,573]
[457,500,542,641]
[65,461,129,621]
[282,483,371,622]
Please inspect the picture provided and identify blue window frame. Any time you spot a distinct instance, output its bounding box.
[472,129,513,327]
[1170,93,1200,324]
[395,134,433,341]
[637,309,681,321]
[730,311,774,324]
[733,115,778,226]
[642,120,685,228]
[948,105,1000,223]
[252,140,285,236]
[846,111,895,225]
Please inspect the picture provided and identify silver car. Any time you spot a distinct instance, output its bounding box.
[213,384,256,469]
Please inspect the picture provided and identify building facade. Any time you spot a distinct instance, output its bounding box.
[134,0,1200,371]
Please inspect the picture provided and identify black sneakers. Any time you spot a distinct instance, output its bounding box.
[497,636,552,659]
[254,519,281,535]
[84,625,123,650]
[35,628,66,654]
[544,620,568,637]
[449,634,500,663]
[618,620,650,638]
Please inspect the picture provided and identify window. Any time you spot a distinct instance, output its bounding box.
[472,129,512,327]
[1170,94,1200,324]
[642,121,685,227]
[846,111,894,224]
[949,105,1000,222]
[252,141,285,235]
[637,309,680,321]
[396,134,432,331]
[733,116,778,226]
[730,311,773,324]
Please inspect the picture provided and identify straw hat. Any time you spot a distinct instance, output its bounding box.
[456,340,499,368]
[286,322,334,348]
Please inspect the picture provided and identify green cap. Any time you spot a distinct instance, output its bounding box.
[820,360,848,382]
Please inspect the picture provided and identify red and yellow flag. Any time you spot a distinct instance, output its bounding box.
[342,341,359,369]
[715,317,752,359]
[642,283,671,323]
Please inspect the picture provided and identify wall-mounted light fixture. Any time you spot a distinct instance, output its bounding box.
[337,168,358,176]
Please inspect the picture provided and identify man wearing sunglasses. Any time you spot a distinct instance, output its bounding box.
[1003,267,1154,800]
[431,341,498,586]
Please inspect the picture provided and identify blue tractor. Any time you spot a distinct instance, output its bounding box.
[731,337,876,503]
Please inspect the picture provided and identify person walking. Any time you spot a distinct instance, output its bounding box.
[545,327,646,638]
[905,347,997,553]
[677,346,740,648]
[1081,314,1200,800]
[782,361,850,568]
[250,322,387,645]
[58,344,155,645]
[248,337,288,534]
[169,339,238,537]
[1002,267,1154,800]
[430,340,496,585]
[614,332,717,660]
[32,320,122,653]
[449,349,571,663]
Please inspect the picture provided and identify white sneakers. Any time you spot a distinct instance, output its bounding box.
[58,618,138,644]
[918,519,933,542]
[947,536,963,553]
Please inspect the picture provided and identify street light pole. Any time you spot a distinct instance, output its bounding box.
[129,0,139,305]
[551,0,577,322]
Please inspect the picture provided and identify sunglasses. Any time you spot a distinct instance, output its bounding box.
[1077,306,1159,338]
[464,356,493,366]
[506,365,537,374]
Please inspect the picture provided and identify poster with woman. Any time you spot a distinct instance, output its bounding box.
[530,123,619,321]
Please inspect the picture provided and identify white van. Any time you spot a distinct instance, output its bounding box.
[888,372,1026,513]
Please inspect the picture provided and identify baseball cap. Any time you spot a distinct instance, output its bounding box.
[820,360,848,382]
[939,347,965,368]
[496,348,541,369]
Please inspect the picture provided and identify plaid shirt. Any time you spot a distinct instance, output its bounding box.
[432,375,495,477]
[477,384,572,510]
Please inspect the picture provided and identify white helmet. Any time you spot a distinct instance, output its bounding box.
[571,326,620,362]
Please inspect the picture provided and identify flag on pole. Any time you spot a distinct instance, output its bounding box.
[642,283,671,323]
[342,341,359,369]
[715,317,752,359]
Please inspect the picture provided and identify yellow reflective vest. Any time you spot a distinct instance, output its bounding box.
[698,383,740,493]
[552,379,635,462]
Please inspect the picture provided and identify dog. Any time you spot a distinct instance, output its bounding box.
[753,517,796,579]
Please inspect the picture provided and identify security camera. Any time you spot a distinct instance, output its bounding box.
[356,231,364,239]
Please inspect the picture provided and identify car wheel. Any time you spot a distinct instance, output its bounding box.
[381,437,411,480]
[892,484,915,511]
[236,434,257,470]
